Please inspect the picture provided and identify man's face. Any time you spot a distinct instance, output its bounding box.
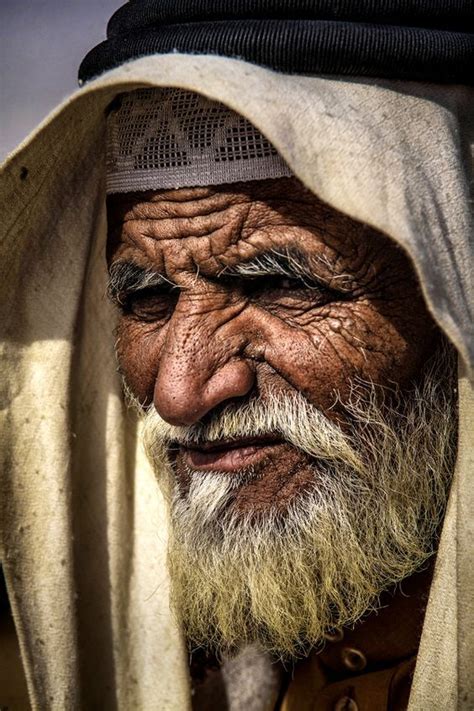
[108,177,437,510]
[106,176,454,655]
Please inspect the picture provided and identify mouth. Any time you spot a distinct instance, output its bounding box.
[176,434,285,472]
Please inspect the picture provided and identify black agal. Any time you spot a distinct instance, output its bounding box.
[79,0,474,85]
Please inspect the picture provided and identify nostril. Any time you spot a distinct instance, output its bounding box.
[153,390,203,427]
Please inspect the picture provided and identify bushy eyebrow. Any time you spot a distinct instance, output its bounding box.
[218,248,323,285]
[107,261,176,304]
[108,247,341,304]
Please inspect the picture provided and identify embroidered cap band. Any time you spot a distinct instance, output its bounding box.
[106,88,292,193]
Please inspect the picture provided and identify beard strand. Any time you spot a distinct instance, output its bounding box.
[134,345,457,658]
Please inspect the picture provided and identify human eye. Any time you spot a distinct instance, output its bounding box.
[121,285,179,322]
[243,273,344,305]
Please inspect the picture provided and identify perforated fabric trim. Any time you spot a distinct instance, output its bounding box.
[106,88,292,193]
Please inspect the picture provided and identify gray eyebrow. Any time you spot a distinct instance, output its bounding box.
[108,248,347,306]
[107,261,176,304]
[218,248,321,285]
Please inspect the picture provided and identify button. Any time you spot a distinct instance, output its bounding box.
[341,647,367,672]
[324,627,344,642]
[333,697,358,711]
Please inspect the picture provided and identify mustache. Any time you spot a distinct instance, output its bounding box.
[135,389,366,474]
[124,340,457,489]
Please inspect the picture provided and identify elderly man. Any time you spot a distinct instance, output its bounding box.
[103,88,458,711]
[1,3,473,711]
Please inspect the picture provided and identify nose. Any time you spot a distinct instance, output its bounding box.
[153,299,255,426]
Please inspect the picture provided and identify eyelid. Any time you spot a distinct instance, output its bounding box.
[125,280,179,296]
[243,272,335,291]
[249,273,353,302]
[115,282,179,311]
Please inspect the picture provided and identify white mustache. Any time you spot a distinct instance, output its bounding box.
[142,390,364,474]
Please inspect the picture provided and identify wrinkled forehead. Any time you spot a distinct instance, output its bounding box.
[105,181,413,299]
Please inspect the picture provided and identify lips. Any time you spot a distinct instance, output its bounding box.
[179,434,284,472]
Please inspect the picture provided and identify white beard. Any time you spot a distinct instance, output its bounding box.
[134,347,456,658]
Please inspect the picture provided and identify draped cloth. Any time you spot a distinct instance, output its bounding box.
[0,55,473,710]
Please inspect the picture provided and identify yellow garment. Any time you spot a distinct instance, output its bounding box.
[0,55,472,710]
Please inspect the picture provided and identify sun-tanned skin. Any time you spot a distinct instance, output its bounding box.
[107,177,439,514]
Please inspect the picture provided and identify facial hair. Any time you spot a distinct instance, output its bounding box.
[132,347,457,658]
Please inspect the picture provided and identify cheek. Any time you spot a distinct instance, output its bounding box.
[258,299,436,409]
[116,319,163,405]
[115,294,436,413]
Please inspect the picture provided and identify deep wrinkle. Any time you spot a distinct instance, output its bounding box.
[107,176,439,511]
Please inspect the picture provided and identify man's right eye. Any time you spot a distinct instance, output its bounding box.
[121,288,178,321]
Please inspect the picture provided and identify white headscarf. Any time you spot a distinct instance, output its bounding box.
[1,55,472,710]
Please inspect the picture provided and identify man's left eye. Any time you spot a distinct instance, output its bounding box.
[243,275,303,293]
[277,277,298,289]
[268,275,313,293]
[243,274,335,300]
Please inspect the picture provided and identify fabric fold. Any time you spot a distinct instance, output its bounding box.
[1,54,472,709]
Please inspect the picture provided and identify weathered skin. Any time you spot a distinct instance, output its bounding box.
[107,177,438,512]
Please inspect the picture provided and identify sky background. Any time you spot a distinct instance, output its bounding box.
[1,0,123,160]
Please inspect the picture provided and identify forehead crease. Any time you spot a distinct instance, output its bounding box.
[110,198,375,281]
[115,212,251,271]
[121,211,236,242]
[114,225,350,282]
[122,189,247,219]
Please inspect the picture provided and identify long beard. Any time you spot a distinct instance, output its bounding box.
[135,347,457,658]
